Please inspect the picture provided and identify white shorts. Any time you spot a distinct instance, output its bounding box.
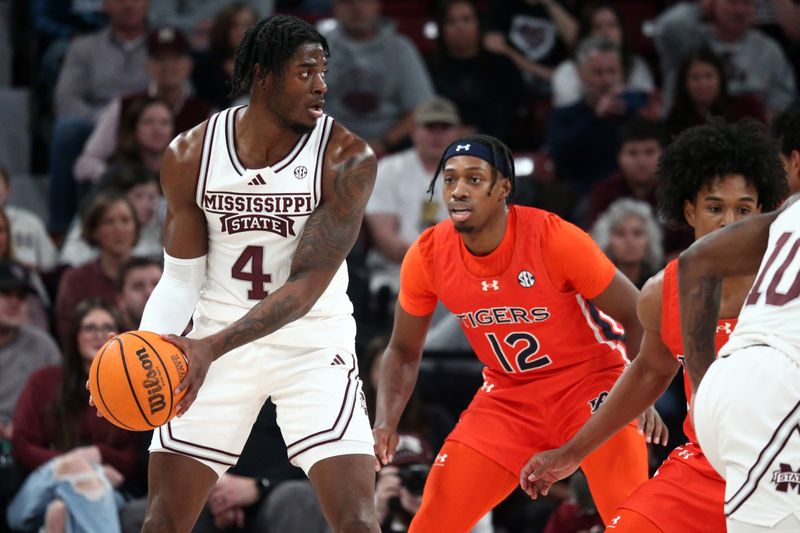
[150,316,374,477]
[694,344,800,528]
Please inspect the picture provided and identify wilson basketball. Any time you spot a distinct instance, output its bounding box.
[88,330,189,431]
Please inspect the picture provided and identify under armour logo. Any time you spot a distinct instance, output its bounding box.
[455,144,470,152]
[716,322,732,335]
[588,391,609,413]
[518,270,535,288]
[481,381,495,393]
[676,447,694,460]
[435,454,448,466]
[771,464,800,493]
[608,515,621,528]
[481,280,499,291]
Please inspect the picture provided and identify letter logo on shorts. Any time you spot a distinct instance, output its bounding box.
[771,464,800,494]
[456,144,470,152]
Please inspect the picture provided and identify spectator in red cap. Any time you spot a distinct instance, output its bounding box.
[74,26,214,185]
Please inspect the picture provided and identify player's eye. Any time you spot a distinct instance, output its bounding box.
[738,207,752,215]
[707,205,721,213]
[443,176,455,184]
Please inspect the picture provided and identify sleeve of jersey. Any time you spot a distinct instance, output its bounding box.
[398,233,438,317]
[541,215,616,299]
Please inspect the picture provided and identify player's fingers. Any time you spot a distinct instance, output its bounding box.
[534,479,552,497]
[386,432,399,464]
[643,412,654,443]
[658,421,669,446]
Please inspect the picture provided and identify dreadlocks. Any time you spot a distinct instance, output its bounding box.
[229,15,329,99]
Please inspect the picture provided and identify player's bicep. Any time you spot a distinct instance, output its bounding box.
[635,277,680,377]
[289,138,377,281]
[161,204,208,259]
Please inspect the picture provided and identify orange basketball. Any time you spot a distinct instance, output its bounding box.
[88,330,189,431]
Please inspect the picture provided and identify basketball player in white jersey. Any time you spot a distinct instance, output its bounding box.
[129,15,379,533]
[679,192,800,532]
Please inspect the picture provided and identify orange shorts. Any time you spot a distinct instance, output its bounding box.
[617,443,726,533]
[447,360,633,474]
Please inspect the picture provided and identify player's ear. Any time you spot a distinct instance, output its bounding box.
[683,199,696,228]
[253,64,269,88]
[499,176,511,200]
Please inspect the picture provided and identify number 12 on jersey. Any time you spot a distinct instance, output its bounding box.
[486,332,552,373]
[232,246,272,300]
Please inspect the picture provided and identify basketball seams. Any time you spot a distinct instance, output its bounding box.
[128,331,180,421]
[93,338,137,431]
[118,336,158,429]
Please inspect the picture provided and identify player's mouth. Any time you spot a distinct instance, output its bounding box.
[449,204,472,222]
[308,101,324,118]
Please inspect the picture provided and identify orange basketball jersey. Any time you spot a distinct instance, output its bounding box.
[660,259,737,447]
[400,205,628,379]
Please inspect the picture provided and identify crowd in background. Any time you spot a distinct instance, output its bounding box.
[0,0,799,532]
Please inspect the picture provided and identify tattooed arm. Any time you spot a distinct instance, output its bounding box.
[168,124,377,413]
[677,204,792,389]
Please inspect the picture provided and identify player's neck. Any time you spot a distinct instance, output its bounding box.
[236,105,304,168]
[461,207,509,257]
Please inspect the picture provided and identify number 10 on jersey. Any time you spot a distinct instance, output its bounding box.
[232,246,272,300]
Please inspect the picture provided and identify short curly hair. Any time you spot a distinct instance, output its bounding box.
[656,118,787,228]
[771,103,800,158]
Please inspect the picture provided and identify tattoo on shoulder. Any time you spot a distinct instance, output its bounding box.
[289,149,377,279]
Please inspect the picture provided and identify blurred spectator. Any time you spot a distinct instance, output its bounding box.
[547,37,645,194]
[542,471,603,533]
[120,400,327,533]
[148,0,268,50]
[7,299,140,533]
[31,0,107,52]
[552,1,654,108]
[192,3,259,110]
[55,192,139,343]
[0,207,51,332]
[322,0,434,156]
[665,46,766,141]
[770,103,800,194]
[0,164,58,273]
[585,117,664,227]
[74,27,213,184]
[426,0,524,142]
[116,257,162,331]
[590,199,663,289]
[483,0,578,91]
[49,0,151,234]
[652,0,796,116]
[754,0,800,86]
[62,164,163,267]
[365,97,460,294]
[0,260,61,432]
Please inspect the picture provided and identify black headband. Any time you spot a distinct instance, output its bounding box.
[442,141,512,178]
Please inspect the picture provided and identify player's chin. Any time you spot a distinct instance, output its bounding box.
[452,219,476,234]
[289,116,317,135]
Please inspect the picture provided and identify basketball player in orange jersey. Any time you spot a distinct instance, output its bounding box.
[102,15,380,533]
[521,119,788,532]
[373,134,653,532]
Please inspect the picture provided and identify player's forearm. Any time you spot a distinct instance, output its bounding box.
[677,266,721,388]
[206,277,327,358]
[565,358,674,459]
[374,347,421,430]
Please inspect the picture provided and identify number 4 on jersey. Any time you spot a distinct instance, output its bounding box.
[232,246,272,300]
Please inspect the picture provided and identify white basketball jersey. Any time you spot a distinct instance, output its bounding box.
[720,199,800,362]
[193,106,355,348]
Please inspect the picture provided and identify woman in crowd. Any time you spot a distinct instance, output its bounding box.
[551,1,655,108]
[427,0,524,141]
[665,46,766,140]
[192,2,258,108]
[55,192,139,343]
[7,299,141,533]
[591,198,663,289]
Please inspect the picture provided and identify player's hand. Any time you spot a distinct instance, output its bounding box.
[520,446,581,500]
[162,334,214,417]
[373,425,400,470]
[637,405,669,445]
[208,474,260,514]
